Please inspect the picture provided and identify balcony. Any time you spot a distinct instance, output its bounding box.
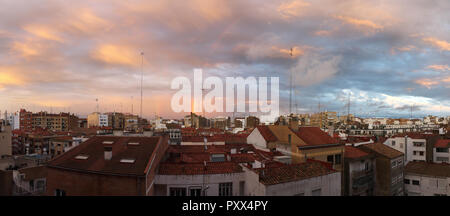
[351,169,374,179]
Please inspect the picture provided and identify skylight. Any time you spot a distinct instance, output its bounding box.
[75,155,89,160]
[120,158,135,163]
[102,141,114,145]
[128,142,140,145]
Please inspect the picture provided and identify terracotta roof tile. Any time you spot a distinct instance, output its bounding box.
[405,161,450,177]
[360,142,403,159]
[256,126,277,142]
[295,127,338,146]
[158,162,243,175]
[435,139,450,148]
[257,161,337,185]
[345,146,369,159]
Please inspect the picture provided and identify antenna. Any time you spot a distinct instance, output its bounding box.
[347,92,350,122]
[289,47,293,114]
[140,51,144,120]
[131,96,134,114]
[96,98,99,113]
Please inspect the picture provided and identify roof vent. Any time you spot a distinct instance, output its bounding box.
[128,142,140,146]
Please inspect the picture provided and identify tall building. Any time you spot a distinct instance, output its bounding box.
[16,109,78,132]
[32,111,79,132]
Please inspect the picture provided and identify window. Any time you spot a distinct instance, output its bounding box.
[412,180,420,186]
[391,141,396,146]
[239,181,245,196]
[365,162,369,171]
[334,154,342,165]
[75,154,89,160]
[404,179,410,184]
[413,151,417,156]
[391,161,396,168]
[219,182,233,196]
[55,189,66,196]
[436,157,449,162]
[413,142,424,147]
[211,154,226,162]
[170,187,186,196]
[436,148,449,153]
[312,188,322,196]
[189,187,202,196]
[327,155,333,163]
[120,158,135,163]
[419,151,424,156]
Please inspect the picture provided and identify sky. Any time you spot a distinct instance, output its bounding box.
[0,0,449,119]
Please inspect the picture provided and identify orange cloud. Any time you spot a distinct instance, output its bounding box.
[11,41,40,57]
[23,25,63,42]
[92,44,139,66]
[427,64,450,71]
[277,0,311,19]
[67,9,113,34]
[415,78,439,89]
[279,46,304,57]
[335,15,384,30]
[422,37,450,51]
[314,30,331,36]
[0,67,26,88]
[390,45,416,55]
[442,76,450,83]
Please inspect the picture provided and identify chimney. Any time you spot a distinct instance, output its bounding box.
[204,137,208,151]
[104,146,112,160]
[328,126,334,137]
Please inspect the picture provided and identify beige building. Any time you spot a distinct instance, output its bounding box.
[87,112,109,128]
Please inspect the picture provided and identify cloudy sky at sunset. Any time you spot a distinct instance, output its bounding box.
[0,0,449,119]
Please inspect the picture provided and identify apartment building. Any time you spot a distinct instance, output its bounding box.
[383,133,432,163]
[343,146,376,196]
[17,109,78,132]
[46,136,169,196]
[32,111,78,132]
[247,125,344,171]
[404,161,450,196]
[359,143,404,196]
[433,139,450,163]
[87,112,109,128]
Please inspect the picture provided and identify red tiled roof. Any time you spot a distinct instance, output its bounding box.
[360,142,403,159]
[47,136,165,176]
[158,162,243,175]
[345,146,369,159]
[182,135,225,142]
[435,139,450,148]
[256,126,277,142]
[392,132,435,139]
[405,161,450,177]
[257,161,337,185]
[295,127,338,146]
